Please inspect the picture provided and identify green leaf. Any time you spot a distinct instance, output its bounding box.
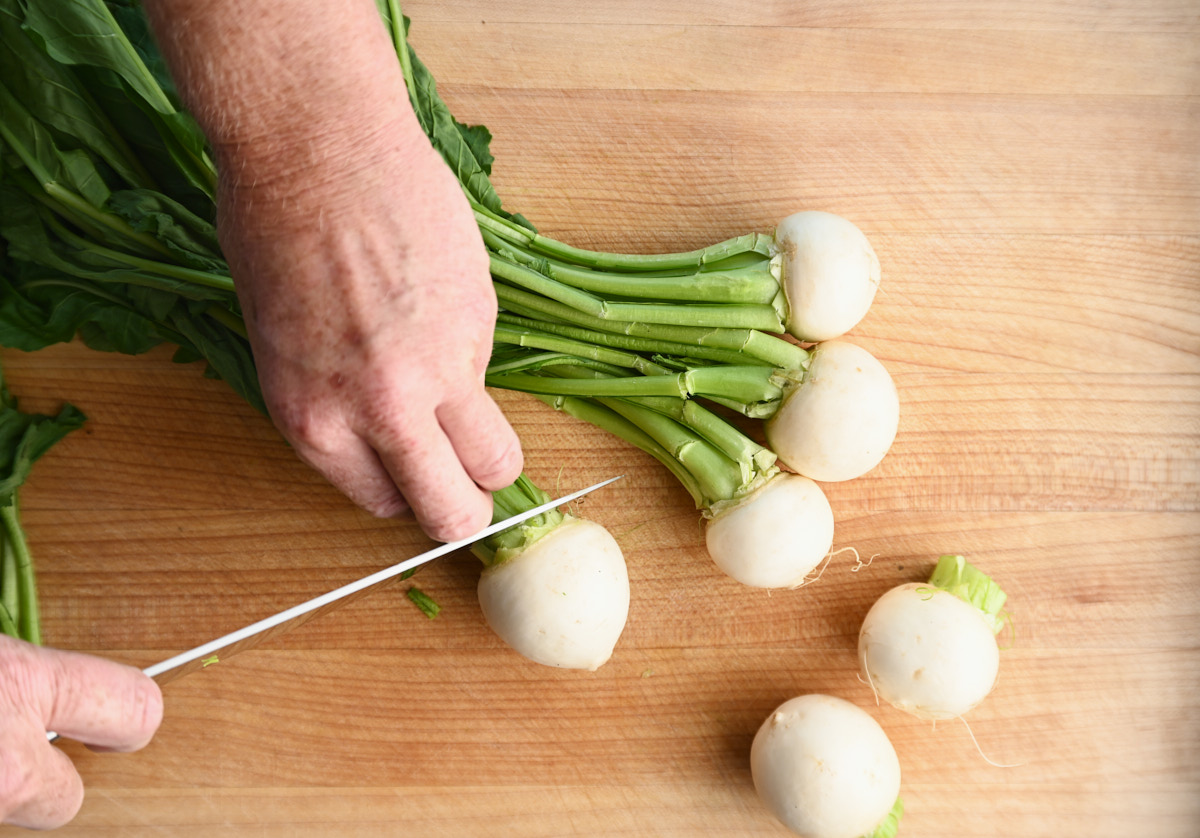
[0,5,153,190]
[392,13,534,231]
[165,301,265,414]
[106,189,224,271]
[18,0,216,200]
[0,77,112,207]
[19,0,175,116]
[0,373,85,505]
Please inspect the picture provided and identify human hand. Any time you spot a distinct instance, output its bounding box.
[216,116,522,541]
[0,635,163,830]
[143,0,523,541]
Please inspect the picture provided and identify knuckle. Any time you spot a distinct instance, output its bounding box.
[274,406,336,455]
[426,501,488,543]
[471,437,524,491]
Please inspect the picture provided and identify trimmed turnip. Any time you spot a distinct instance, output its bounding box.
[858,555,1009,720]
[751,694,903,838]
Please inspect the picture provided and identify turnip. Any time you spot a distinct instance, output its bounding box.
[705,473,834,589]
[859,555,1009,720]
[773,211,880,342]
[477,516,629,671]
[515,383,836,590]
[473,477,630,671]
[489,331,898,483]
[765,340,900,483]
[751,694,903,838]
[476,205,880,344]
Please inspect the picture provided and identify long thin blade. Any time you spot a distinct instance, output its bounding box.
[144,474,622,685]
[47,476,621,743]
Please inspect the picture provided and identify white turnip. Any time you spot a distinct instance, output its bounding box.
[765,340,900,482]
[774,211,881,343]
[705,473,834,589]
[858,555,1008,720]
[477,515,629,671]
[751,694,903,838]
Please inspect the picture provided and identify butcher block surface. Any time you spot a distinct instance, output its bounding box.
[2,1,1198,835]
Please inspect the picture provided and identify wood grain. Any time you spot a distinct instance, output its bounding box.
[2,0,1198,836]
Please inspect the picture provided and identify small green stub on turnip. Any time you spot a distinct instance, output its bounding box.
[927,555,1008,635]
[862,798,904,838]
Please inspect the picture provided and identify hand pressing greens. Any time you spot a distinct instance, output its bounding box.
[0,0,630,670]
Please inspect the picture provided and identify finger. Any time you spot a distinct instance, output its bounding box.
[38,647,162,752]
[366,414,493,542]
[437,387,523,492]
[291,429,410,519]
[1,725,84,830]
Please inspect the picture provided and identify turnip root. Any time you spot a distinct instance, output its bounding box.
[765,340,899,482]
[705,473,834,589]
[774,211,881,343]
[477,516,629,671]
[751,694,903,838]
[859,555,1009,720]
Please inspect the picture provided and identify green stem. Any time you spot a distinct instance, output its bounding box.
[43,183,178,261]
[1,500,39,645]
[533,394,708,507]
[42,210,236,293]
[1,529,18,638]
[493,325,673,376]
[203,303,249,338]
[487,365,783,411]
[388,0,418,100]
[496,313,764,367]
[482,228,780,304]
[625,396,776,476]
[491,254,784,331]
[495,284,806,368]
[474,201,774,271]
[595,397,741,506]
[475,474,566,568]
[539,366,776,486]
[928,555,1009,635]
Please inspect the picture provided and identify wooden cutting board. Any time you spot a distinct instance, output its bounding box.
[3,1,1198,835]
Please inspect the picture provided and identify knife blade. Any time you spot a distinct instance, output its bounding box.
[48,474,621,742]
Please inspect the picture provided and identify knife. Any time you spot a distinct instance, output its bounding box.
[48,474,621,742]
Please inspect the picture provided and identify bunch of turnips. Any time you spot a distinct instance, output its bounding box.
[0,2,1012,836]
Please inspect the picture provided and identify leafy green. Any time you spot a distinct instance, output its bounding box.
[16,0,216,199]
[0,364,85,643]
[0,2,154,191]
[381,4,533,231]
[0,375,85,505]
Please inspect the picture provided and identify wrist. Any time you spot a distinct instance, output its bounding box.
[213,103,431,224]
[146,0,427,216]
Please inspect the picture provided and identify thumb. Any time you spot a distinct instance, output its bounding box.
[36,645,163,752]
